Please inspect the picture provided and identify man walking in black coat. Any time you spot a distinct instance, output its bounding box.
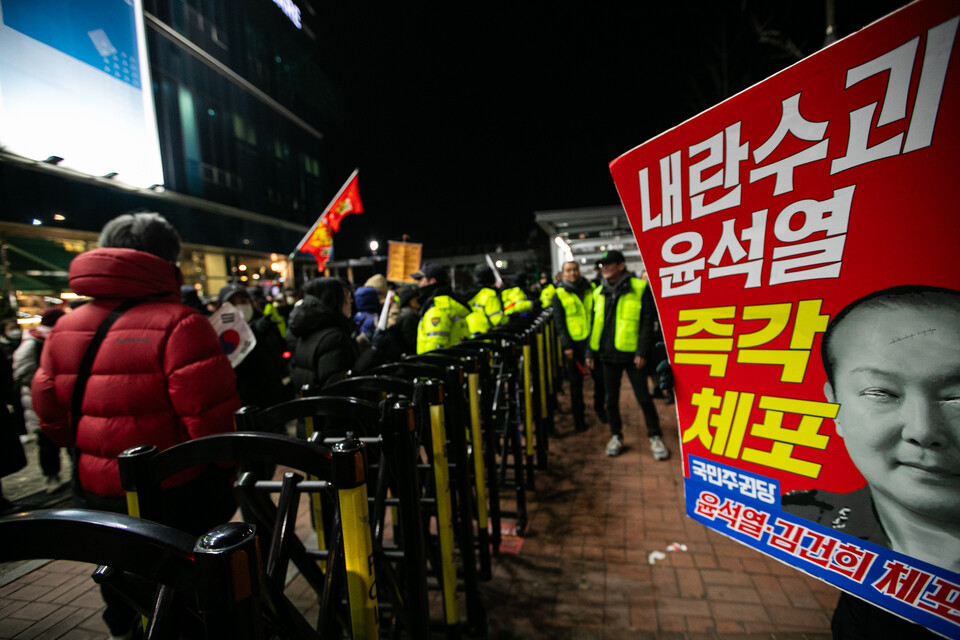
[585,250,669,460]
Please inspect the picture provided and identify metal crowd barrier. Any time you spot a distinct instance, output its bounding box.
[92,306,562,638]
[363,363,488,638]
[118,430,378,640]
[0,509,262,640]
[438,343,504,557]
[407,351,494,581]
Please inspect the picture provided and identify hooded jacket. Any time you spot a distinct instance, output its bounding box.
[31,248,241,498]
[288,294,359,391]
[352,286,381,339]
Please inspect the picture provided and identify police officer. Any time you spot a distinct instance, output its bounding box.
[538,271,557,310]
[553,260,594,431]
[501,272,533,317]
[464,265,505,336]
[585,250,669,460]
[412,263,472,353]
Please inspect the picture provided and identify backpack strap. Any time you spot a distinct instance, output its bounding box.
[70,299,144,436]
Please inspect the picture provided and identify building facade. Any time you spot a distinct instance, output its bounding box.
[0,0,348,318]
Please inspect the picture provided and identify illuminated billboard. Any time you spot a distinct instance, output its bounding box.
[0,0,164,188]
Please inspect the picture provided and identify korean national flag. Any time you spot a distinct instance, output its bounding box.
[209,301,257,367]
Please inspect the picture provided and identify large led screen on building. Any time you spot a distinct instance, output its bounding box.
[610,0,959,636]
[0,0,164,188]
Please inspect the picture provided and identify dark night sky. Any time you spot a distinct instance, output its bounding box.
[311,2,909,260]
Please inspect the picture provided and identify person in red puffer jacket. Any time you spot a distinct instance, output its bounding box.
[31,211,241,640]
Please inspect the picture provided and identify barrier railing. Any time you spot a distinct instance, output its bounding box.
[118,430,377,639]
[12,308,570,639]
[237,395,433,639]
[459,334,529,537]
[0,509,262,640]
[437,343,503,556]
[366,364,488,637]
[407,351,493,581]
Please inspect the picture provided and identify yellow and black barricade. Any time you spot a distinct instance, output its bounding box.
[332,435,380,640]
[521,331,536,490]
[366,359,489,634]
[425,379,460,637]
[0,511,265,640]
[466,361,491,569]
[193,521,265,640]
[413,351,494,581]
[451,341,507,553]
[382,399,432,638]
[118,431,341,640]
[535,320,549,470]
[467,331,528,537]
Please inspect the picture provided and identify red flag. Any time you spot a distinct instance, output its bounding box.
[324,171,363,233]
[298,219,334,272]
[294,169,362,272]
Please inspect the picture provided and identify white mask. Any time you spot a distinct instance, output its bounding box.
[236,303,254,323]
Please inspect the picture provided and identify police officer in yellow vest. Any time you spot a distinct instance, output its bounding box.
[585,250,669,460]
[552,260,594,432]
[411,262,472,354]
[538,272,557,310]
[501,272,533,317]
[464,265,505,335]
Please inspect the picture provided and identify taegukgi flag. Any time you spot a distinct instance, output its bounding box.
[209,301,257,367]
[609,0,960,635]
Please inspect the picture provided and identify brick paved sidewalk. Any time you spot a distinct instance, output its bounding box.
[0,375,842,639]
[476,376,840,639]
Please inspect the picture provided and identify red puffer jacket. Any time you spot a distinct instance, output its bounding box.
[32,248,241,497]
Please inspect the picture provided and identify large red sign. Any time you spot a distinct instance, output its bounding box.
[610,1,959,635]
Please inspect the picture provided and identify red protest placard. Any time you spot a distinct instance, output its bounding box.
[610,0,959,634]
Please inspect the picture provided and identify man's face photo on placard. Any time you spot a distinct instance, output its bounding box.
[824,288,960,530]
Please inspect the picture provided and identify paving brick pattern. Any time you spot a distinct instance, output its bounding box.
[0,375,841,639]
[477,376,840,639]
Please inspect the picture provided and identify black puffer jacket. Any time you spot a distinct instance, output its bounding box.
[234,315,291,411]
[288,295,358,392]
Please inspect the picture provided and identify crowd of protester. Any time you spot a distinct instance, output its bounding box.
[0,218,678,507]
[0,211,678,639]
[0,219,680,485]
[6,211,931,640]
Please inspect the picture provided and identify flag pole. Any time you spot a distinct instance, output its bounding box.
[294,167,360,253]
[485,253,504,288]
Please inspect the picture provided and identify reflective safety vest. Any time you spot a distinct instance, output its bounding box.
[467,287,505,335]
[589,277,647,353]
[502,287,532,315]
[465,308,490,336]
[554,286,592,342]
[417,295,472,354]
[539,283,556,308]
[262,302,287,338]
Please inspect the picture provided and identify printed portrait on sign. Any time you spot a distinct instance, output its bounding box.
[783,286,960,573]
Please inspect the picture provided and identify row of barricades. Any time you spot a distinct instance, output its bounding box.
[0,308,564,639]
